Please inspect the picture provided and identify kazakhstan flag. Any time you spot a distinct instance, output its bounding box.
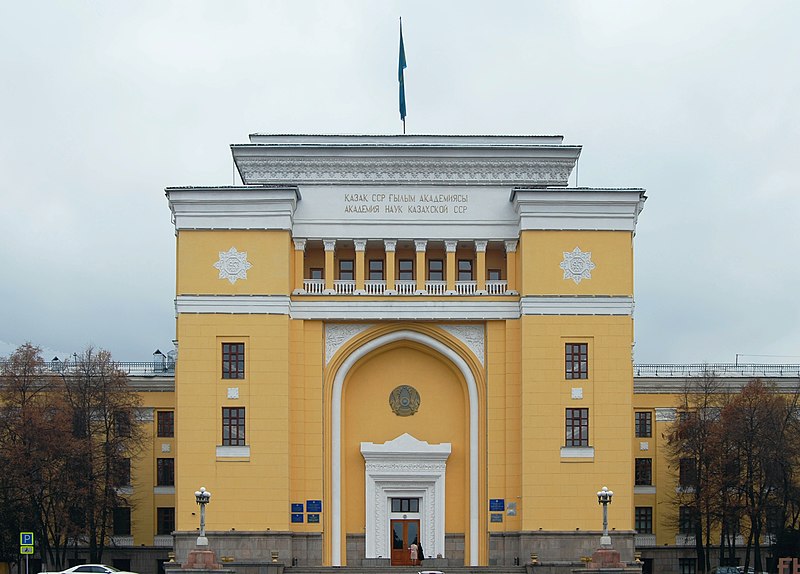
[399,20,407,121]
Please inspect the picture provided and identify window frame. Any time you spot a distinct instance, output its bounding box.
[338,259,354,281]
[310,267,323,280]
[634,411,652,438]
[156,507,175,536]
[222,342,245,380]
[427,259,444,281]
[398,259,414,280]
[679,458,697,487]
[222,407,246,447]
[156,458,175,487]
[457,259,474,281]
[565,343,588,380]
[112,507,131,536]
[679,505,697,534]
[635,506,653,534]
[488,268,502,281]
[157,411,174,438]
[368,259,385,280]
[565,408,589,447]
[635,458,653,486]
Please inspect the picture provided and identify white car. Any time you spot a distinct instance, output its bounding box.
[40,565,138,574]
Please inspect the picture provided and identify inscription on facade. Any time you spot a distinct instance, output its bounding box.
[343,192,469,216]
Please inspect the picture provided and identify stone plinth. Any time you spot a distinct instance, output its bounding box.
[589,548,623,569]
[183,549,222,569]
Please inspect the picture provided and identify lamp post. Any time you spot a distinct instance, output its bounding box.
[596,486,613,548]
[195,487,212,546]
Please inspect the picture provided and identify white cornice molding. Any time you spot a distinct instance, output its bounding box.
[520,296,634,316]
[174,295,634,318]
[512,188,646,232]
[232,135,580,186]
[175,295,291,314]
[291,299,520,321]
[166,187,299,231]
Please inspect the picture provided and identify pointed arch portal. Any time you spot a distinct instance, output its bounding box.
[330,329,480,566]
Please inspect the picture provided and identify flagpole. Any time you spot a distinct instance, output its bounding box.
[398,16,407,134]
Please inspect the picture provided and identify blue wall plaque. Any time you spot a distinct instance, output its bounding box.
[291,513,304,523]
[489,499,505,511]
[291,503,303,513]
[490,513,503,522]
[307,513,320,523]
[306,500,322,513]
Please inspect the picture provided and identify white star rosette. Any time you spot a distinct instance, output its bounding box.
[213,247,253,284]
[560,247,596,284]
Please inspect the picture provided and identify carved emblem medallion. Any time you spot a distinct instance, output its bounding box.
[389,385,420,416]
[559,247,596,284]
[214,247,252,284]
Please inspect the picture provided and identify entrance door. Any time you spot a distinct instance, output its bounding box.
[390,519,420,566]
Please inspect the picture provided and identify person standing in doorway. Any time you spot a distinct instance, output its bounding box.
[409,539,419,566]
[418,541,424,565]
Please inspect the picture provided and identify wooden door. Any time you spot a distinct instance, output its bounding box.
[390,519,420,566]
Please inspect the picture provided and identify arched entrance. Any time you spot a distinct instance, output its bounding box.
[328,328,481,566]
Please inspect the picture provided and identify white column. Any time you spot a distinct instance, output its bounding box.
[292,238,306,294]
[445,240,457,295]
[384,239,397,294]
[475,240,488,295]
[354,239,367,295]
[323,239,336,294]
[414,239,427,294]
[505,239,518,295]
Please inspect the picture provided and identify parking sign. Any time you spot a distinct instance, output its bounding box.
[20,532,34,546]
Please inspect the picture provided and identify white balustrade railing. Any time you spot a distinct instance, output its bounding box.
[304,278,325,294]
[486,280,507,295]
[634,534,656,547]
[301,277,512,296]
[395,280,416,295]
[153,535,174,547]
[425,280,447,295]
[364,280,386,295]
[455,281,477,295]
[334,280,356,295]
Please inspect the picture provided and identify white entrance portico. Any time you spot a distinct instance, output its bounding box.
[361,434,451,562]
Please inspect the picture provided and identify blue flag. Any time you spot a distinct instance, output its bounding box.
[398,20,407,121]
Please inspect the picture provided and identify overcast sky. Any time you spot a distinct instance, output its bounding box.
[1,1,798,364]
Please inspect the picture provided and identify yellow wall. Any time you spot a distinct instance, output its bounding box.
[519,230,633,296]
[174,313,291,531]
[519,315,635,531]
[176,230,292,295]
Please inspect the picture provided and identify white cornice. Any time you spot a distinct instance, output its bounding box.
[232,135,580,187]
[175,295,291,314]
[174,295,634,318]
[512,188,646,232]
[166,187,299,231]
[520,296,634,316]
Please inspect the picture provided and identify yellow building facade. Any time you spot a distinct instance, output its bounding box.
[163,134,646,569]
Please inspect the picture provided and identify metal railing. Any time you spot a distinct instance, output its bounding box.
[635,364,800,378]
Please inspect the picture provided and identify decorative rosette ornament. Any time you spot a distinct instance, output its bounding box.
[560,247,596,284]
[214,247,252,284]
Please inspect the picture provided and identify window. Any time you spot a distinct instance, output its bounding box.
[565,343,588,379]
[113,507,131,536]
[679,558,696,574]
[766,506,781,534]
[115,458,131,487]
[222,407,246,446]
[338,259,354,280]
[391,498,419,513]
[156,458,174,486]
[488,269,501,281]
[679,458,697,487]
[635,411,652,437]
[310,268,323,280]
[428,259,444,281]
[458,259,473,281]
[635,458,653,486]
[157,507,175,535]
[222,343,244,379]
[679,505,697,534]
[565,408,589,447]
[369,259,384,280]
[157,411,174,437]
[114,411,131,437]
[398,259,413,280]
[635,506,653,534]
